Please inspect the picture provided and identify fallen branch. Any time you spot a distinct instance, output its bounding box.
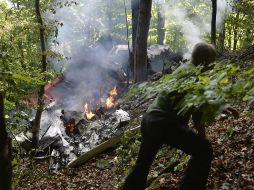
[134,94,157,109]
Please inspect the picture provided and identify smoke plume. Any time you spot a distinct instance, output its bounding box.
[159,0,231,58]
[47,0,128,111]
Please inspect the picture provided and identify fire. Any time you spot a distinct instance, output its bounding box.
[84,103,95,120]
[83,86,118,120]
[109,86,117,96]
[106,96,115,109]
[105,86,118,109]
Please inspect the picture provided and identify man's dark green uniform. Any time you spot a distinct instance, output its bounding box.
[123,67,213,190]
[123,89,213,190]
[147,90,189,123]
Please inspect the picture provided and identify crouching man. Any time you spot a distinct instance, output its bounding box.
[123,42,238,190]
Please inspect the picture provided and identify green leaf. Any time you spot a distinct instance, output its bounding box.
[13,73,44,85]
[198,75,210,84]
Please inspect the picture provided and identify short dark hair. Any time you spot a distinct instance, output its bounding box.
[191,42,216,66]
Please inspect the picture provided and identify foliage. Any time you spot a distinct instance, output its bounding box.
[124,61,254,124]
[225,0,254,50]
[116,125,141,174]
[0,0,252,189]
[149,0,254,51]
[0,0,61,113]
[149,0,211,51]
[0,0,64,187]
[153,146,190,173]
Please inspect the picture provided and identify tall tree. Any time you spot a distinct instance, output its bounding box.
[228,25,232,50]
[211,0,217,47]
[233,12,240,51]
[219,21,225,51]
[130,0,140,75]
[0,93,12,190]
[134,0,152,82]
[156,1,165,45]
[223,0,254,50]
[32,0,47,147]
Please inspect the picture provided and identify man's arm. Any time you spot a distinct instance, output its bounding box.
[192,108,207,139]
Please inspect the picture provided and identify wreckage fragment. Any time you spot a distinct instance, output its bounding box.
[26,102,132,171]
[67,126,140,167]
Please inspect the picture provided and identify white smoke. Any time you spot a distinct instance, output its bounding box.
[45,0,232,110]
[46,0,129,111]
[217,0,231,29]
[159,0,231,58]
[50,0,105,66]
[2,0,12,7]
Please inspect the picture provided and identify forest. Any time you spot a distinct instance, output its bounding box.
[0,0,253,189]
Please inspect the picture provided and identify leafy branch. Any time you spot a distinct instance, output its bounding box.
[132,61,254,124]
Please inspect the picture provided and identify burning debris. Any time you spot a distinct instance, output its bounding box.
[105,86,118,109]
[84,104,96,120]
[21,35,133,172]
[28,84,130,173]
[57,110,130,172]
[83,86,118,121]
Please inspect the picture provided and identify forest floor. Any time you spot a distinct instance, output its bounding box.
[16,57,254,190]
[16,111,254,190]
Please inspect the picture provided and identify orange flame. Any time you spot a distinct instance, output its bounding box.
[105,86,118,109]
[106,96,115,109]
[84,103,95,120]
[109,86,117,96]
[83,86,118,120]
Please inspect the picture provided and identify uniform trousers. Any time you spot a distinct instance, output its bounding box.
[123,112,213,190]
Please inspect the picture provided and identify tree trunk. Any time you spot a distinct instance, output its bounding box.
[228,25,232,50]
[233,28,238,51]
[134,0,152,82]
[0,92,12,190]
[130,0,140,75]
[211,0,217,47]
[233,12,240,51]
[243,28,251,47]
[219,21,225,52]
[156,2,165,45]
[32,0,47,148]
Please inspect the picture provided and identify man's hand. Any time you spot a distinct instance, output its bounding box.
[222,105,240,119]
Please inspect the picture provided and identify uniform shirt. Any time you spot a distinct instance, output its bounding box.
[146,63,202,125]
[147,90,191,125]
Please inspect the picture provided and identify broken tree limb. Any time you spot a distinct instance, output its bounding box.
[134,94,157,108]
[67,126,141,168]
